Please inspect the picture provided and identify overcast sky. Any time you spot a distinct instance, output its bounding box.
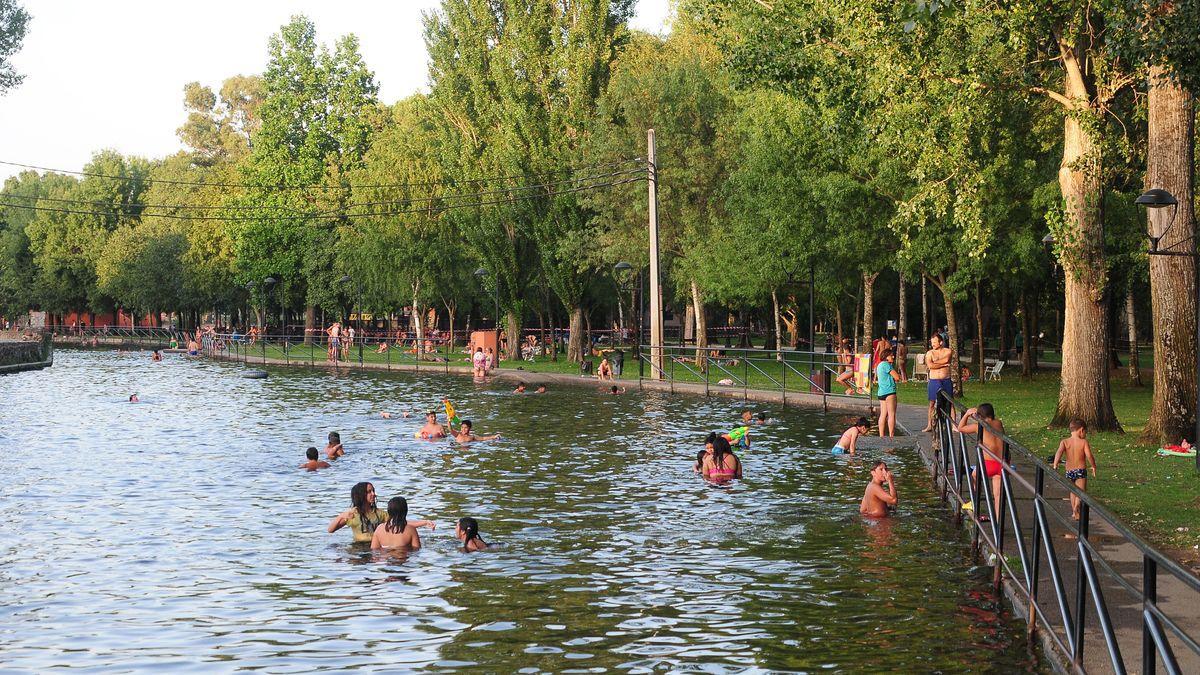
[0,1,672,183]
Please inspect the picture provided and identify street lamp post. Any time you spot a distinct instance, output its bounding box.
[474,268,500,354]
[1135,188,1199,471]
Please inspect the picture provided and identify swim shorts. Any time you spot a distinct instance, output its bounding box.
[831,445,846,455]
[928,377,953,403]
[984,459,1003,478]
[1065,468,1086,481]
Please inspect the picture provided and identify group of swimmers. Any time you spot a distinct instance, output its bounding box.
[327,482,490,552]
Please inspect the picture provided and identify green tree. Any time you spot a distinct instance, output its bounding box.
[176,75,264,166]
[0,0,29,94]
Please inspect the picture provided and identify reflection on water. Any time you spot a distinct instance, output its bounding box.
[0,350,1040,671]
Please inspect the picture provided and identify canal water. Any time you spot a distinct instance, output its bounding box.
[0,350,1039,671]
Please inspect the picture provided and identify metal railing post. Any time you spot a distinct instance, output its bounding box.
[994,440,1010,593]
[1074,501,1090,665]
[1144,554,1157,675]
[1029,466,1045,643]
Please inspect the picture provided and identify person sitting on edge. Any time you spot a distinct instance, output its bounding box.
[701,433,743,482]
[922,334,954,432]
[370,496,431,550]
[324,432,345,459]
[513,382,527,394]
[1052,419,1098,521]
[128,393,139,403]
[453,420,501,443]
[418,411,447,439]
[833,417,870,455]
[300,447,331,471]
[456,517,490,552]
[956,403,1006,521]
[860,460,898,517]
[329,483,435,544]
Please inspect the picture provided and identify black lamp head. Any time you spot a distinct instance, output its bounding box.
[1135,188,1178,209]
[474,268,488,278]
[614,261,633,272]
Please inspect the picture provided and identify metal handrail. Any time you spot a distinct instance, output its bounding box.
[933,392,1199,674]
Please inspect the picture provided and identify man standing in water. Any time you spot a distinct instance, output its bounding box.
[860,461,898,517]
[922,334,953,432]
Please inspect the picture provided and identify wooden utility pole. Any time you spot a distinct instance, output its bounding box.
[648,129,664,379]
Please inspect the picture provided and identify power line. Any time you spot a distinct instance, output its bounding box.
[0,156,645,191]
[0,174,647,223]
[0,166,645,219]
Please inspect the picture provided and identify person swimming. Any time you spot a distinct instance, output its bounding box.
[513,383,527,394]
[533,385,547,394]
[604,385,626,395]
[300,447,331,471]
[453,420,501,443]
[128,394,139,403]
[832,417,870,455]
[370,496,428,550]
[700,434,742,482]
[328,482,387,543]
[417,411,447,439]
[860,460,898,518]
[324,432,345,459]
[151,350,162,362]
[456,517,490,552]
[380,411,411,419]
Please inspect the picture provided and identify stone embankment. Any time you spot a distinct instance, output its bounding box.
[0,334,54,373]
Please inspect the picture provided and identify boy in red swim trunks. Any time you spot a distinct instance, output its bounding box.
[956,403,1006,522]
[1052,419,1097,521]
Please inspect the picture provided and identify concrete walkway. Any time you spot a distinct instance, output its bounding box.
[894,404,1200,674]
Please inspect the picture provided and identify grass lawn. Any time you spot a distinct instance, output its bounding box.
[898,373,1200,555]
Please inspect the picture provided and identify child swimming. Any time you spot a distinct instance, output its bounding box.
[832,417,870,455]
[324,432,345,459]
[859,460,898,517]
[300,447,331,471]
[370,496,428,550]
[456,517,490,552]
[453,420,501,443]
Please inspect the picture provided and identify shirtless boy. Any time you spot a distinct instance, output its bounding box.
[513,382,527,394]
[833,417,870,455]
[418,412,447,439]
[860,461,898,517]
[453,420,501,443]
[956,403,1006,521]
[300,447,332,471]
[1052,419,1097,521]
[922,334,954,432]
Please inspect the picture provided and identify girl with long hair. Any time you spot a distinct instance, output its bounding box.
[455,517,490,552]
[370,496,427,550]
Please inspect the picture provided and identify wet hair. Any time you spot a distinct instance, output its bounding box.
[350,482,380,531]
[872,460,888,471]
[711,435,734,473]
[704,431,720,446]
[128,394,137,401]
[328,432,340,445]
[461,419,473,431]
[977,403,996,420]
[756,412,767,421]
[611,385,619,393]
[516,382,526,389]
[458,517,487,550]
[306,447,318,460]
[855,416,870,429]
[1069,419,1086,431]
[385,496,409,534]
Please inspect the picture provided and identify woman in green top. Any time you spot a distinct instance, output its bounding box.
[328,482,387,543]
[328,481,438,543]
[876,348,900,440]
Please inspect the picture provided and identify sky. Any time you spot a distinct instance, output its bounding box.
[0,1,672,184]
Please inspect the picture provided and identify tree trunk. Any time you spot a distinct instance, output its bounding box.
[684,303,695,346]
[1052,90,1120,430]
[1144,67,1197,443]
[304,305,316,345]
[1126,284,1143,387]
[936,278,964,397]
[898,273,907,340]
[1020,290,1035,378]
[505,311,521,361]
[974,282,985,386]
[835,305,844,342]
[853,283,862,351]
[445,302,457,355]
[412,281,424,356]
[567,307,586,363]
[921,275,929,341]
[998,287,1009,360]
[861,271,878,352]
[772,288,784,361]
[691,279,707,370]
